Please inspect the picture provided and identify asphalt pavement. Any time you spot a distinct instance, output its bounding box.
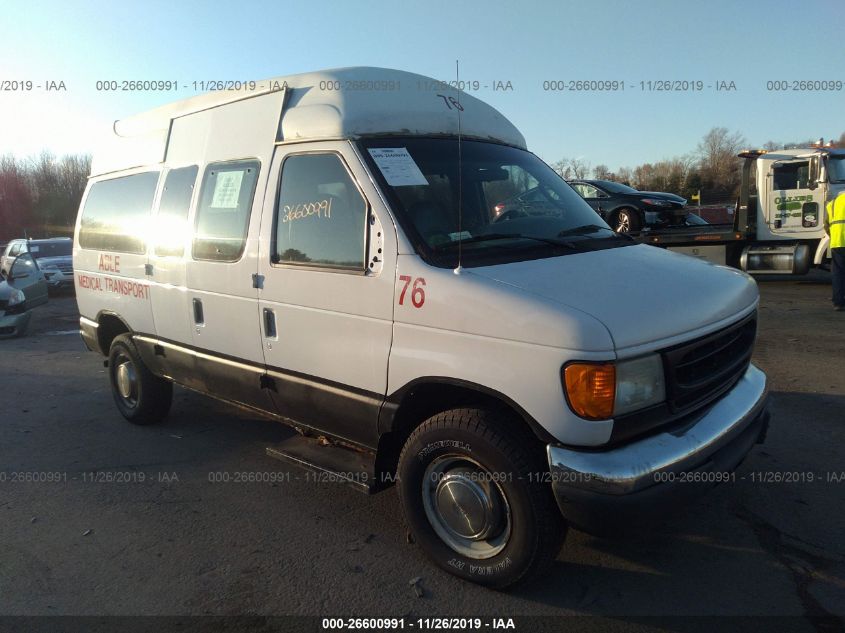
[0,274,842,632]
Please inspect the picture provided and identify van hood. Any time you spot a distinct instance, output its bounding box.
[469,244,758,351]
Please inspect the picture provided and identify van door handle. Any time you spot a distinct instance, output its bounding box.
[193,298,204,325]
[263,308,276,338]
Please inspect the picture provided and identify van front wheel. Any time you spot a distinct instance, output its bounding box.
[397,408,566,589]
[108,334,172,425]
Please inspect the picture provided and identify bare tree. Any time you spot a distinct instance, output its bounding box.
[551,159,572,180]
[0,151,91,239]
[616,167,633,186]
[696,127,746,196]
[568,157,591,180]
[0,155,33,240]
[593,164,612,180]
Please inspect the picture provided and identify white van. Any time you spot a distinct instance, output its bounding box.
[74,67,769,588]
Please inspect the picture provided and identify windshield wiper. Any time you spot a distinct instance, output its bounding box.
[558,224,635,241]
[557,224,613,237]
[432,233,577,251]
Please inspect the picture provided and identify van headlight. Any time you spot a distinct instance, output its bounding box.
[614,354,666,415]
[563,354,666,420]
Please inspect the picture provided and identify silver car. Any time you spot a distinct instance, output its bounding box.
[1,237,73,292]
[0,253,49,338]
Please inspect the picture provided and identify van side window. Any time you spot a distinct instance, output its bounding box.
[193,160,259,262]
[155,165,198,257]
[79,172,160,254]
[273,154,367,270]
[9,242,22,257]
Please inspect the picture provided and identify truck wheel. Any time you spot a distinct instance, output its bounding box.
[614,208,641,233]
[108,334,172,425]
[397,407,566,589]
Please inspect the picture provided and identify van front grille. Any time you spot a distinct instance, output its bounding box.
[662,314,757,414]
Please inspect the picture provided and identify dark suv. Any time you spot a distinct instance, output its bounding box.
[568,179,687,233]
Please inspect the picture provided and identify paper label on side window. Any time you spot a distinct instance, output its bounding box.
[368,148,428,186]
[211,170,244,209]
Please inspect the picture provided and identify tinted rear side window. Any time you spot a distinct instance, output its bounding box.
[79,172,160,253]
[156,165,198,257]
[193,160,259,262]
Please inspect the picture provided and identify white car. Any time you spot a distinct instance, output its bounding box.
[73,67,769,588]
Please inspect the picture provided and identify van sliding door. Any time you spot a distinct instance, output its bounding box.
[177,90,287,411]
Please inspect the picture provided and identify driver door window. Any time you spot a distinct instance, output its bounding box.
[773,162,809,190]
[273,153,367,270]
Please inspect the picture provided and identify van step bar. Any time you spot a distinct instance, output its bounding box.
[265,434,378,494]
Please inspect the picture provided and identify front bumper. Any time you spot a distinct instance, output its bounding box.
[647,207,688,224]
[43,270,74,288]
[0,310,33,338]
[547,363,768,521]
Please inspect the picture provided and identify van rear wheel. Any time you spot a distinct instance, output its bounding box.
[108,334,172,425]
[397,407,566,589]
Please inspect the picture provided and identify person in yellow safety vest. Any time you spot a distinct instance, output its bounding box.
[825,192,845,311]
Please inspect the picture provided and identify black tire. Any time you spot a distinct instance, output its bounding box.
[614,208,641,233]
[397,407,566,589]
[108,333,172,425]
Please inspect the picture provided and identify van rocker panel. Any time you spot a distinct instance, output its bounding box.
[133,334,384,449]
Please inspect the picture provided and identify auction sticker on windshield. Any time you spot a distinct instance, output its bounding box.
[367,148,428,186]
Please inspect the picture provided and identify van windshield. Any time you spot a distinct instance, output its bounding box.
[358,138,632,268]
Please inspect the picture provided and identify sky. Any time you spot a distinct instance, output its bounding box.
[1,0,844,171]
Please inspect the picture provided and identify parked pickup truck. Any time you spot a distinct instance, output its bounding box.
[74,67,769,588]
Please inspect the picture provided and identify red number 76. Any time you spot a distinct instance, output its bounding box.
[399,275,426,308]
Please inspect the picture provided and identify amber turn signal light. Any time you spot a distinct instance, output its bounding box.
[563,363,616,420]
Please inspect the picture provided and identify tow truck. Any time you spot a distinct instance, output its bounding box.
[638,144,845,274]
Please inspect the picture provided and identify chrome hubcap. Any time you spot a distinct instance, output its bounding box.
[617,213,630,232]
[422,456,511,559]
[115,359,137,402]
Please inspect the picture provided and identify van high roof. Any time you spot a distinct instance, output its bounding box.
[92,67,526,176]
